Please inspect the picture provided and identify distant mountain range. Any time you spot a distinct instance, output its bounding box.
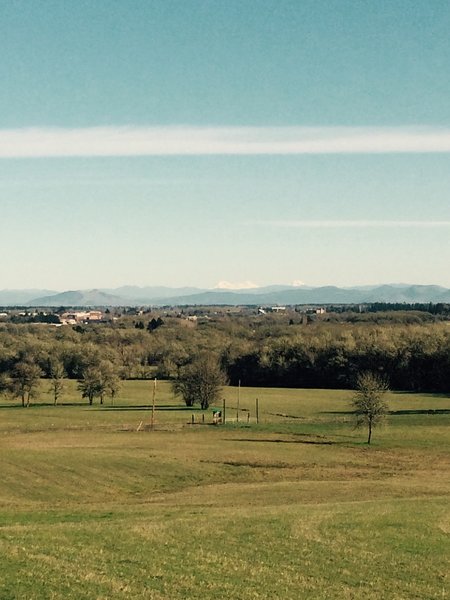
[0,289,59,305]
[0,284,450,307]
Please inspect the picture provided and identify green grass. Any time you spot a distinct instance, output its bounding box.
[1,381,450,598]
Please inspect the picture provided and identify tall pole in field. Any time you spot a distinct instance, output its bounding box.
[222,397,226,425]
[236,379,240,423]
[151,377,157,429]
[256,397,259,424]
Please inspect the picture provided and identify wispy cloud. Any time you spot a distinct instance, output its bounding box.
[258,220,450,228]
[2,126,450,158]
[0,177,198,187]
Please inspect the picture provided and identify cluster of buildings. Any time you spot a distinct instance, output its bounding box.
[59,311,103,325]
[258,306,326,315]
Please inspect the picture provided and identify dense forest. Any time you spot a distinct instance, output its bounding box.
[0,307,449,395]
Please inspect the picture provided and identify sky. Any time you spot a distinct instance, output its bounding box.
[1,0,449,291]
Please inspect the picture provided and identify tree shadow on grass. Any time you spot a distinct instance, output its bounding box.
[0,402,198,412]
[92,404,193,412]
[389,408,450,416]
[0,402,87,409]
[321,410,354,415]
[227,435,336,446]
[323,409,450,416]
[390,391,450,398]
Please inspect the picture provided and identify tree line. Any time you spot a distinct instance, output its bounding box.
[0,311,449,403]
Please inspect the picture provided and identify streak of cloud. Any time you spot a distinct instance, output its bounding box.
[258,220,450,228]
[2,126,450,158]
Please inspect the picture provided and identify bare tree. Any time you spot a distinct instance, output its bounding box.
[105,371,121,405]
[352,372,389,444]
[172,354,227,410]
[78,366,103,406]
[49,359,66,405]
[78,361,121,406]
[98,360,121,405]
[13,361,42,407]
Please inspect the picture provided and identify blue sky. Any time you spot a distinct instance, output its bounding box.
[1,0,449,290]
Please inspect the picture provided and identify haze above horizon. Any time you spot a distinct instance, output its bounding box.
[1,1,449,289]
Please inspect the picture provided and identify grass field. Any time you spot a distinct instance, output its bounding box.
[1,380,450,599]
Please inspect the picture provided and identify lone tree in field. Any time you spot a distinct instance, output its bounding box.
[78,366,103,405]
[78,362,121,405]
[49,358,66,405]
[98,360,122,405]
[352,372,389,444]
[172,354,227,410]
[13,360,42,407]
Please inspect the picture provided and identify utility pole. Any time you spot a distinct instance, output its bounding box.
[151,377,157,429]
[236,379,241,423]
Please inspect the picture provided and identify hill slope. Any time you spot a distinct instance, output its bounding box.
[21,283,450,307]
